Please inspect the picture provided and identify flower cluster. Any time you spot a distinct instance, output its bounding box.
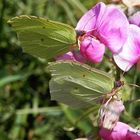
[75,2,128,64]
[58,2,140,72]
[56,2,140,139]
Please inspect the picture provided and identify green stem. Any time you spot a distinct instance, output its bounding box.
[115,66,121,82]
[104,54,121,83]
[104,54,122,88]
[0,0,6,41]
[128,70,138,116]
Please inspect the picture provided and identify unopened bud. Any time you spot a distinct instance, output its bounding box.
[99,97,125,130]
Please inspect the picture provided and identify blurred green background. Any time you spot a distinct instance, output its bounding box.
[0,0,140,140]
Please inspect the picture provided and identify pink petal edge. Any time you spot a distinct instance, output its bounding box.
[113,25,140,71]
[75,2,106,32]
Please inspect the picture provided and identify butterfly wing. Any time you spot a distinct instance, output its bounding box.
[48,61,114,108]
[8,15,76,59]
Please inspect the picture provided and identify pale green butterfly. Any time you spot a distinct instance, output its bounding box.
[47,61,114,108]
[8,15,76,60]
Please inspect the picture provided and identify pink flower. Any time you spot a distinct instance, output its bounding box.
[56,51,87,63]
[56,52,76,61]
[113,25,140,71]
[127,12,140,72]
[99,121,140,140]
[99,98,125,130]
[129,11,140,27]
[75,2,128,63]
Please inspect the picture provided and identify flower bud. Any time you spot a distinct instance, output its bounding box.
[99,97,125,130]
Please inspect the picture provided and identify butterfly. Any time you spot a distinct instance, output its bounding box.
[8,15,77,60]
[47,60,114,108]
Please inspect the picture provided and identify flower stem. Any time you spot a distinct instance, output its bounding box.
[115,66,121,81]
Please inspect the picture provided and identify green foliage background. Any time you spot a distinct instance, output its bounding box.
[0,0,140,140]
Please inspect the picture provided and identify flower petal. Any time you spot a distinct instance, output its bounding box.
[75,2,106,32]
[127,129,140,140]
[113,55,133,71]
[79,36,105,63]
[56,52,76,61]
[99,122,130,140]
[114,25,140,71]
[72,50,87,63]
[99,99,125,130]
[97,4,129,53]
[100,121,140,140]
[56,51,87,63]
[129,11,140,27]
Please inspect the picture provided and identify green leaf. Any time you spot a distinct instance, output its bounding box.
[47,61,114,108]
[8,15,76,59]
[60,104,94,134]
[0,130,10,140]
[0,74,29,87]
